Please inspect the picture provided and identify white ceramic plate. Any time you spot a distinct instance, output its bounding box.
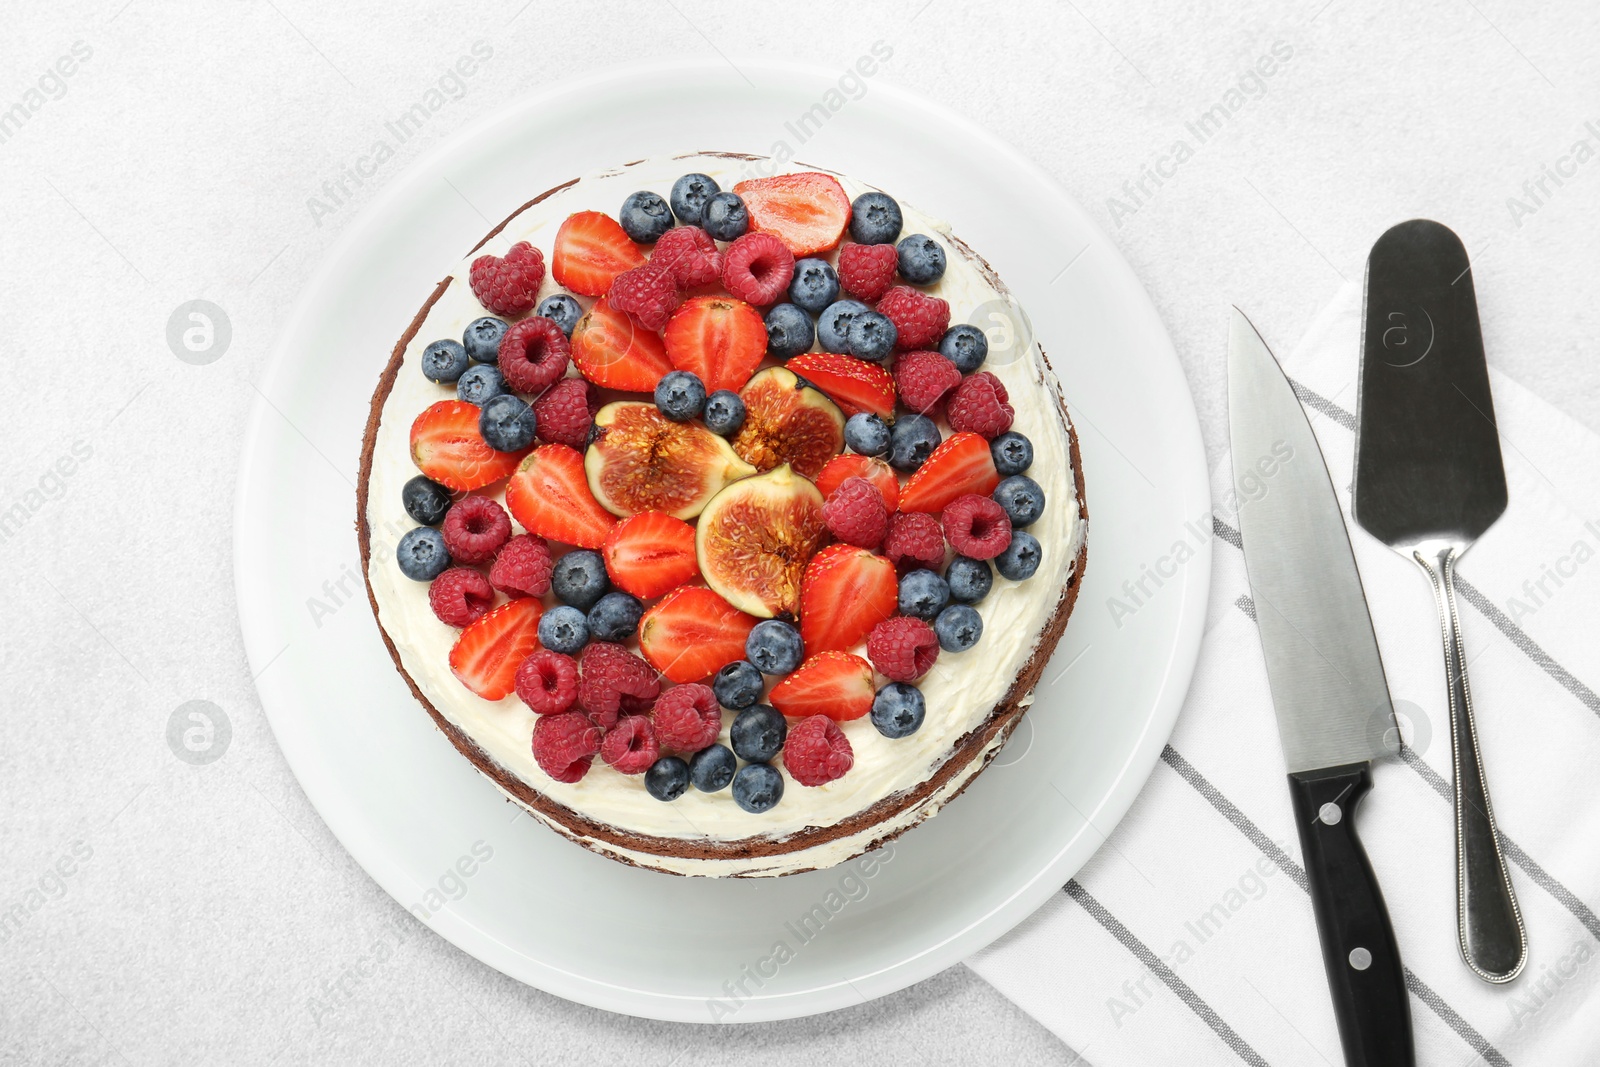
[235,58,1209,1022]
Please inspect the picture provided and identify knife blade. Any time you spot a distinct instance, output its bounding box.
[1353,219,1527,984]
[1228,307,1414,1067]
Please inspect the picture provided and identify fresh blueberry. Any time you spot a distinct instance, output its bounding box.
[713,660,764,710]
[849,191,903,245]
[898,569,950,621]
[939,324,988,373]
[645,756,691,801]
[896,234,947,285]
[845,310,897,362]
[538,605,589,655]
[401,475,452,526]
[551,549,610,610]
[462,317,508,363]
[619,190,673,243]
[844,412,891,456]
[765,303,815,360]
[421,338,469,383]
[789,258,840,314]
[396,527,451,581]
[702,192,749,241]
[990,431,1034,476]
[994,475,1045,527]
[889,414,941,472]
[732,762,784,813]
[995,531,1043,581]
[746,620,803,675]
[456,363,505,406]
[587,591,644,642]
[690,744,737,793]
[731,705,786,763]
[871,683,925,739]
[655,370,707,422]
[670,172,721,226]
[934,604,983,652]
[479,393,537,451]
[703,390,746,436]
[817,299,870,353]
[945,555,994,604]
[537,294,582,338]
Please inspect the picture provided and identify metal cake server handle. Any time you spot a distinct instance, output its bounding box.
[1414,542,1527,983]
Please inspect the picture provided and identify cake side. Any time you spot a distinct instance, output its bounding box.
[358,154,1086,876]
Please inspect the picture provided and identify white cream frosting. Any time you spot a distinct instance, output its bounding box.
[364,154,1082,877]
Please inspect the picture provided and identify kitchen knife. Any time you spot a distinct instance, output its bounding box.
[1228,307,1414,1067]
[1352,219,1527,984]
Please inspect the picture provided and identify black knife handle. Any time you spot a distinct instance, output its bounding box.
[1288,764,1414,1067]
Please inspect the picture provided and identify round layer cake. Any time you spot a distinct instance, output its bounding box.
[358,153,1086,877]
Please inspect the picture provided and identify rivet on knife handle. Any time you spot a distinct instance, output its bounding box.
[1415,545,1528,982]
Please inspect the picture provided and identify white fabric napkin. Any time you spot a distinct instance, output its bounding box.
[967,283,1600,1066]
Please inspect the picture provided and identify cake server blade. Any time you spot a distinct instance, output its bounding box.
[1228,306,1413,1067]
[1352,219,1527,984]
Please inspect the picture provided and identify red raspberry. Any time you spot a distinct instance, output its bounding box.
[882,511,945,570]
[532,377,599,448]
[877,286,950,351]
[721,232,795,305]
[608,262,681,331]
[499,317,570,395]
[867,616,940,682]
[441,496,511,564]
[489,533,553,598]
[600,714,659,775]
[943,494,1013,560]
[893,350,962,415]
[783,715,854,786]
[651,226,723,288]
[578,642,661,728]
[822,476,889,549]
[428,567,495,627]
[947,371,1015,438]
[652,683,722,752]
[837,243,898,302]
[469,241,545,316]
[531,711,602,783]
[515,649,579,715]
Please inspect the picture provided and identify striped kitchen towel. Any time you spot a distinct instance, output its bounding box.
[967,283,1600,1066]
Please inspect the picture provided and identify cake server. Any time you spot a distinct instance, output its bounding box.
[1228,307,1414,1067]
[1352,219,1527,984]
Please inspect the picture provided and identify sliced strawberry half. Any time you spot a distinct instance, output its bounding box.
[733,173,851,257]
[505,444,618,548]
[898,432,1000,514]
[551,211,646,296]
[786,352,896,419]
[769,651,874,721]
[799,544,897,655]
[602,511,699,599]
[638,585,759,684]
[449,598,543,701]
[410,399,530,492]
[661,296,767,394]
[571,295,674,392]
[814,453,900,512]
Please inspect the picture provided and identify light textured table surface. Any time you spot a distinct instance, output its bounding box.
[3,1,1596,1063]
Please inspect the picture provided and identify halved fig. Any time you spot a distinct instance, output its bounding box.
[731,366,844,480]
[585,401,755,520]
[695,464,826,619]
